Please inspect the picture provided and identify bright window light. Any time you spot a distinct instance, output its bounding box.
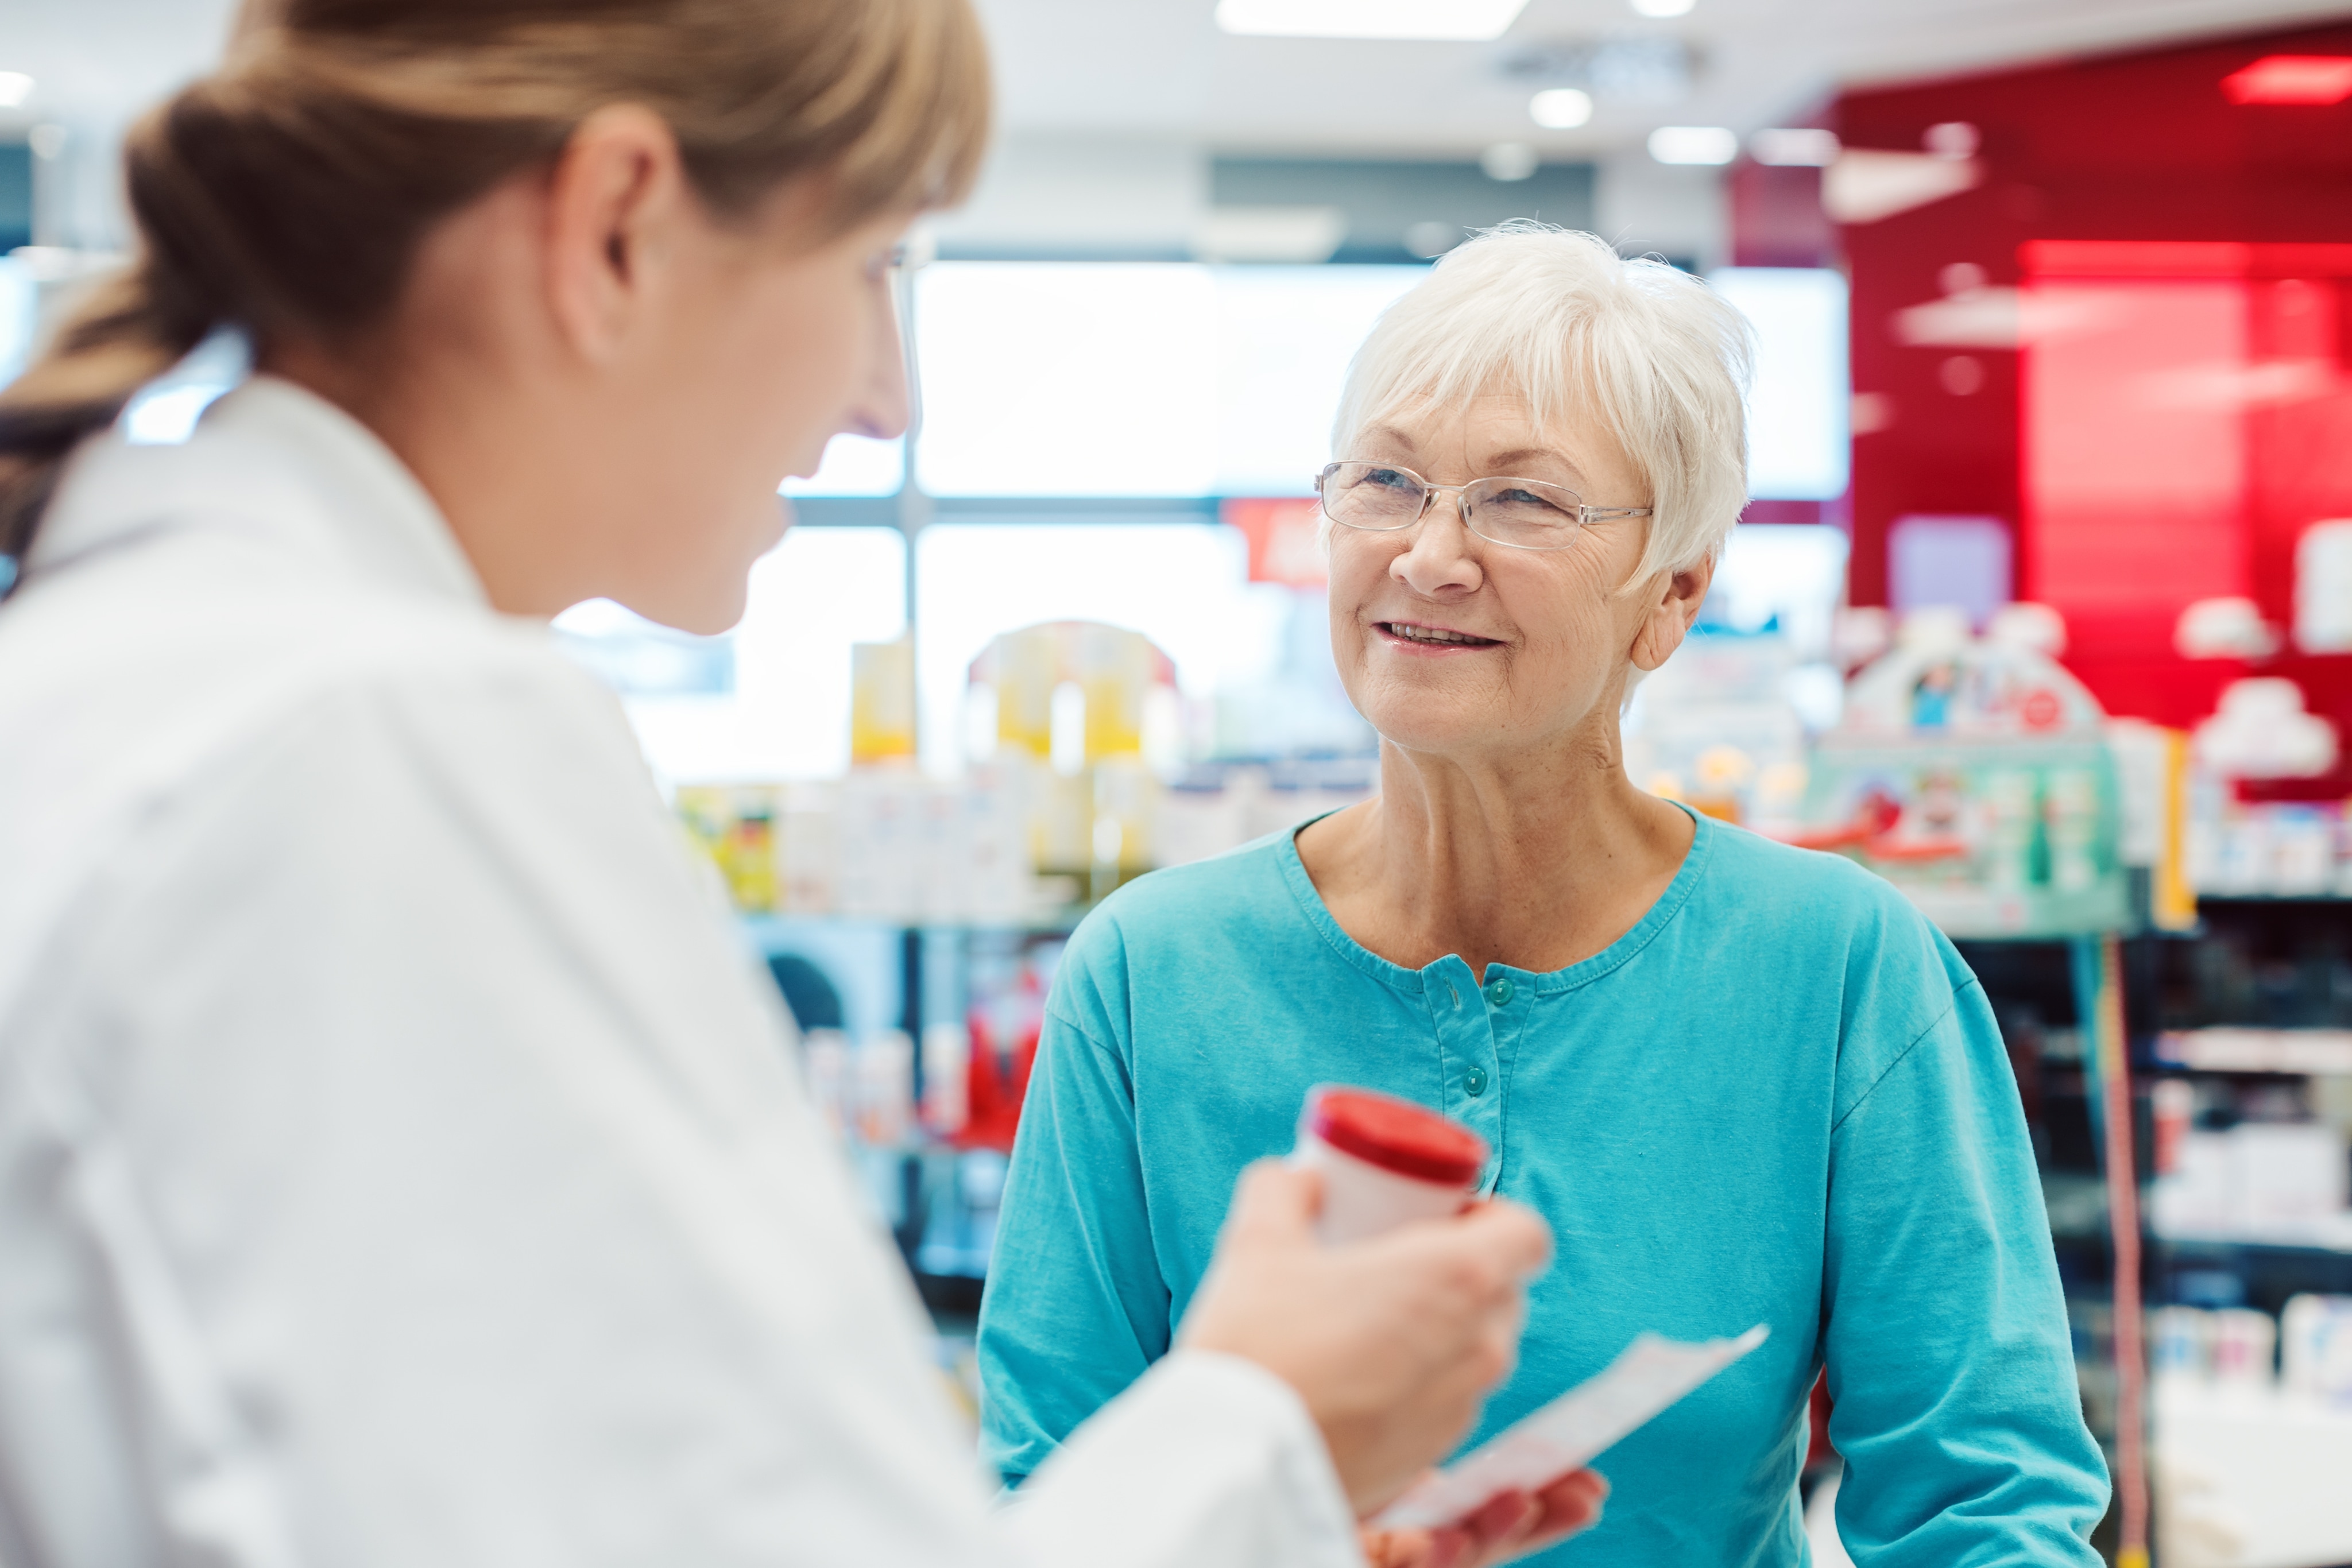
[1706,524,1850,653]
[782,433,903,498]
[0,255,35,388]
[916,523,1290,773]
[1630,0,1695,16]
[1648,126,1739,165]
[1530,88,1594,130]
[914,262,1426,500]
[916,264,1218,497]
[1216,0,1529,40]
[1212,265,1425,496]
[1708,268,1850,501]
[610,527,907,783]
[2222,55,2352,105]
[1749,127,1840,167]
[0,73,30,109]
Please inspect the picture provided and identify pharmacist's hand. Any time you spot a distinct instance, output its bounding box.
[1359,1471,1610,1568]
[1176,1161,1551,1516]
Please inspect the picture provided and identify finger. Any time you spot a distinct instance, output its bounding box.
[1364,1528,1433,1568]
[1420,1526,1473,1568]
[1449,1197,1553,1277]
[1222,1159,1322,1245]
[1461,1488,1538,1549]
[1520,1469,1610,1548]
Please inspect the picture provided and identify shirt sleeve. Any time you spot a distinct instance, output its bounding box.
[976,957,1174,1486]
[1821,936,2111,1566]
[47,639,1359,1568]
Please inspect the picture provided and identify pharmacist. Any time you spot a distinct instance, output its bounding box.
[0,3,1591,1567]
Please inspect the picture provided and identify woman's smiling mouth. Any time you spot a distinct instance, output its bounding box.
[1378,620,1503,649]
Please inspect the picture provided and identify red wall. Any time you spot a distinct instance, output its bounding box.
[1832,21,2352,748]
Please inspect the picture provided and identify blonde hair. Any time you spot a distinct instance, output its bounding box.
[1333,224,1754,583]
[0,0,992,567]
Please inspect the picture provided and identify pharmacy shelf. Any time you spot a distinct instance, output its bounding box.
[2154,1380,2352,1568]
[2155,1028,2352,1076]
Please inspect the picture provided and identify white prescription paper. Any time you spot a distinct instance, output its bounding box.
[1371,1324,1771,1532]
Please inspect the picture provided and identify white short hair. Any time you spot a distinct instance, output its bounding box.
[1333,224,1754,582]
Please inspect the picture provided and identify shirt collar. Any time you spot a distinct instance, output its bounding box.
[28,374,488,607]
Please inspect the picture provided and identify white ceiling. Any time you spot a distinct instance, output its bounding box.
[3,0,2349,215]
[976,0,2352,154]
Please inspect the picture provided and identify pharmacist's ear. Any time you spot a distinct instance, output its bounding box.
[1628,558,1712,673]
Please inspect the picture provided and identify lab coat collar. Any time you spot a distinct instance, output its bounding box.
[29,374,488,608]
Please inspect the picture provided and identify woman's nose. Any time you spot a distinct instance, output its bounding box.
[1391,493,1484,597]
[845,292,913,441]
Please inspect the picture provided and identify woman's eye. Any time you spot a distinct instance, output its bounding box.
[1361,468,1415,491]
[1494,486,1565,512]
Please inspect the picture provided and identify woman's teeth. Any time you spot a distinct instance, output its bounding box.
[1384,622,1497,646]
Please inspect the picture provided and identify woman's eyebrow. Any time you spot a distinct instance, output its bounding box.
[1363,424,1419,452]
[1484,448,1572,473]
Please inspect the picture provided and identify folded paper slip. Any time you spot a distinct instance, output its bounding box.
[1372,1325,1771,1532]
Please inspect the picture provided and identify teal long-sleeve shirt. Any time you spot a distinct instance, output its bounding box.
[976,811,2109,1567]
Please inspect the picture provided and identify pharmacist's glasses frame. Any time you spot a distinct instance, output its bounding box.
[1315,460,1652,552]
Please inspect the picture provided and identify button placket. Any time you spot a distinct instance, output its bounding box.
[1422,955,1504,1190]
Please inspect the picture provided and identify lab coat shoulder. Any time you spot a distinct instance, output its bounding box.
[9,598,1024,1567]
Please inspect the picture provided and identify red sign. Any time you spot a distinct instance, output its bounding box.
[1221,497,1329,587]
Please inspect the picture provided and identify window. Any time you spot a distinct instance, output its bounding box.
[1708,268,1850,501]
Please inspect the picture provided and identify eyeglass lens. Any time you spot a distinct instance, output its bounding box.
[1319,462,1584,549]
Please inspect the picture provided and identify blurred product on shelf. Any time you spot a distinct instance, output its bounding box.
[850,635,919,764]
[1622,631,1811,834]
[2183,791,2352,900]
[676,596,1384,923]
[2149,1116,2352,1248]
[1838,605,2105,738]
[1788,606,2136,938]
[672,757,1374,927]
[2282,1294,2352,1406]
[2150,1296,2352,1568]
[2194,677,2339,782]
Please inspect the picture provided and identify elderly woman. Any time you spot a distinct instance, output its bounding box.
[975,227,2109,1567]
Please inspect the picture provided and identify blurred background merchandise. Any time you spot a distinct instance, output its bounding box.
[16,0,2352,1561]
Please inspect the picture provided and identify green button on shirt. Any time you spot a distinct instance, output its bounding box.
[977,810,2109,1568]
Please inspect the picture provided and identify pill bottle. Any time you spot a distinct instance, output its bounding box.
[1292,1085,1488,1245]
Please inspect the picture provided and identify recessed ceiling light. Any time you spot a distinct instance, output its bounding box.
[1480,142,1541,181]
[0,73,33,109]
[1630,0,1696,15]
[1648,126,1738,165]
[2222,55,2352,105]
[1215,0,1530,41]
[1750,128,1840,167]
[1530,88,1593,130]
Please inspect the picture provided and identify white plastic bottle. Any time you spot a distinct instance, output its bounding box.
[1291,1084,1489,1245]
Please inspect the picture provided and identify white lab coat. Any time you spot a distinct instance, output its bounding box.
[0,378,1361,1568]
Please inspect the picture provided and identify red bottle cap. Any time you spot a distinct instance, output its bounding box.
[1305,1086,1487,1188]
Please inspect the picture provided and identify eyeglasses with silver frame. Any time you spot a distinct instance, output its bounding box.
[1314,459,1651,552]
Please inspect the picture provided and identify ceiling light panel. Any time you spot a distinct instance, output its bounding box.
[1216,0,1530,42]
[1530,88,1593,129]
[1649,126,1739,165]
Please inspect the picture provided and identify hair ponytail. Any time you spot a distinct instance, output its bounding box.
[0,0,991,583]
[0,265,215,561]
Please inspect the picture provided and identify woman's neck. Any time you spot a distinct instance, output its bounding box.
[1294,720,1696,982]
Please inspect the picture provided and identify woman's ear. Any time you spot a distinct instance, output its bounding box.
[1627,557,1715,672]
